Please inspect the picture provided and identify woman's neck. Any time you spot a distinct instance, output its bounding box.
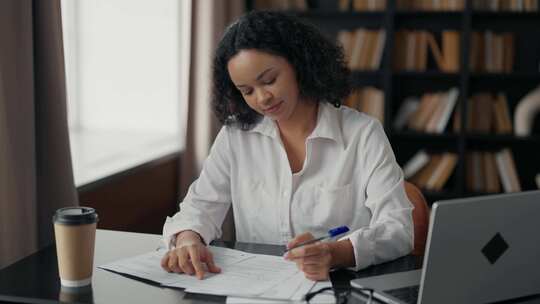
[277,101,319,140]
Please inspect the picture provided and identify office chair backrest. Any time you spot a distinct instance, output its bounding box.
[404,181,429,255]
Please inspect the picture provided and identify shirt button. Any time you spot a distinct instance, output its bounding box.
[283,190,288,197]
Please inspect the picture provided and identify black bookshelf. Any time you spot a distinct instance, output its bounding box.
[246,0,540,204]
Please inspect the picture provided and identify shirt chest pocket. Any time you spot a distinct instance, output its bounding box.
[237,180,279,242]
[296,183,355,231]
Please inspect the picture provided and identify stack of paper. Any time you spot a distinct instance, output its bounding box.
[227,281,335,304]
[99,246,334,302]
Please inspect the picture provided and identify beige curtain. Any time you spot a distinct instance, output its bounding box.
[178,0,245,241]
[0,0,78,269]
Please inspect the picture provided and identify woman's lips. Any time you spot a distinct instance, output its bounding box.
[264,101,283,114]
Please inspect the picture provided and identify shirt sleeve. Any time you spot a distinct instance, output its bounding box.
[340,119,414,270]
[162,127,232,248]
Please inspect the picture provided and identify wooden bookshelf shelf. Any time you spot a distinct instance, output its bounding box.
[472,11,540,18]
[295,11,386,28]
[391,131,459,141]
[465,134,540,144]
[247,0,540,198]
[350,71,383,87]
[393,71,460,79]
[470,72,540,80]
[351,70,382,77]
[395,10,462,15]
[471,12,540,30]
[294,10,385,18]
[394,12,462,30]
[462,190,501,198]
[422,189,463,205]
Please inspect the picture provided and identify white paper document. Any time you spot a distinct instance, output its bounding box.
[99,246,316,300]
[226,281,336,304]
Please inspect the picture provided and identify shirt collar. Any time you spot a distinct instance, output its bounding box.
[308,102,344,149]
[247,102,345,149]
[248,115,279,138]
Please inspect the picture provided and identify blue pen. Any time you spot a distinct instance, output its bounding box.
[285,226,350,252]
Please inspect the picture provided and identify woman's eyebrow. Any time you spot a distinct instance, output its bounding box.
[236,68,274,88]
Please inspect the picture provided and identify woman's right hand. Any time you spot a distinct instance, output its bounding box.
[160,230,221,279]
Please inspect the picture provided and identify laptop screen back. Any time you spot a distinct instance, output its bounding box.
[419,190,540,304]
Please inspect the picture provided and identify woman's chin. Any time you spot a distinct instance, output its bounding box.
[268,112,289,122]
[265,110,287,121]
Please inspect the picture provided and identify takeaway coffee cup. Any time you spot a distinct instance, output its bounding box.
[59,285,94,303]
[53,207,99,287]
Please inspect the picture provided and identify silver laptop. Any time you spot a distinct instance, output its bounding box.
[351,190,540,304]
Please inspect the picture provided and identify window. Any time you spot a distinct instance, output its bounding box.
[61,0,190,186]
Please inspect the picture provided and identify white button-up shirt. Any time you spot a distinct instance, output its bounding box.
[163,102,414,270]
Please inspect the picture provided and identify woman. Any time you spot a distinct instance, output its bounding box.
[161,10,413,281]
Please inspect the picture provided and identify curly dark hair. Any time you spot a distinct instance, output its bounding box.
[212,10,351,129]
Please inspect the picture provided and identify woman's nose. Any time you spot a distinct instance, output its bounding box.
[255,88,272,105]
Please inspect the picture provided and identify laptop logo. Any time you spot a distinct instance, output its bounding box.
[481,233,509,264]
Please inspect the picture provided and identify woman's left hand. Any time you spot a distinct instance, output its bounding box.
[284,233,333,281]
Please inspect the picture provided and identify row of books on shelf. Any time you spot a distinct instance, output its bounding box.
[403,148,522,193]
[470,31,514,73]
[352,88,518,136]
[338,29,386,70]
[393,90,522,135]
[253,0,387,10]
[473,0,539,11]
[338,0,387,11]
[465,150,521,194]
[339,29,516,73]
[394,30,460,72]
[404,151,458,191]
[254,0,388,11]
[338,0,538,11]
[461,92,513,134]
[396,0,464,11]
[253,0,308,10]
[254,0,538,12]
[353,85,539,137]
[394,87,458,133]
[344,86,385,123]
